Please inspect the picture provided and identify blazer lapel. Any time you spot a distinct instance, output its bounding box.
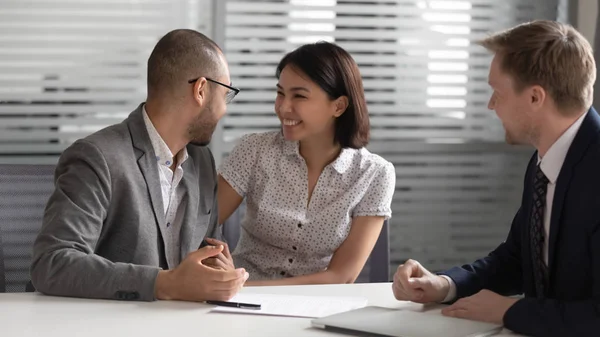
[179,155,201,258]
[548,108,600,273]
[137,153,166,227]
[127,104,167,240]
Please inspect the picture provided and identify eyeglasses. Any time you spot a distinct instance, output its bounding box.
[188,77,240,104]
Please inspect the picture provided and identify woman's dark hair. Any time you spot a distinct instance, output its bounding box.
[275,42,369,149]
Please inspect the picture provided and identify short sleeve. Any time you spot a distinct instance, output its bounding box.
[218,133,261,197]
[352,161,396,219]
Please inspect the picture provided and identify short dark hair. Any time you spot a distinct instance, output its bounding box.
[147,29,223,97]
[276,42,370,149]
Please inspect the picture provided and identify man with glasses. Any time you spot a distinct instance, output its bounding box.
[30,29,246,302]
[189,77,239,105]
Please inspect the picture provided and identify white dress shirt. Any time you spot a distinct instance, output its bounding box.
[441,111,588,302]
[142,106,189,268]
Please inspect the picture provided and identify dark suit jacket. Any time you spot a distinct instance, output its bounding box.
[441,108,600,336]
[30,104,219,301]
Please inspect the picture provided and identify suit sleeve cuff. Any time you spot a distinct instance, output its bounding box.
[114,265,161,301]
[439,275,457,303]
[503,297,530,332]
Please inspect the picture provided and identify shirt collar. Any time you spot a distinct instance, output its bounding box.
[142,105,188,168]
[537,111,587,184]
[281,133,354,174]
[330,148,354,174]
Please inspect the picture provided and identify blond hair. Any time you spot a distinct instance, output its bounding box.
[479,20,596,114]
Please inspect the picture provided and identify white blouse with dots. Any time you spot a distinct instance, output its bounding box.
[218,131,396,280]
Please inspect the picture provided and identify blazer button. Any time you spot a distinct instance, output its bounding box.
[289,258,293,263]
[115,291,140,300]
[297,223,302,228]
[126,292,140,300]
[292,246,297,250]
[280,271,286,276]
[115,291,126,300]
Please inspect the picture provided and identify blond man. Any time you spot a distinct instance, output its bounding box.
[392,20,600,336]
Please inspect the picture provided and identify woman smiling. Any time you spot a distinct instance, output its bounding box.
[217,42,396,286]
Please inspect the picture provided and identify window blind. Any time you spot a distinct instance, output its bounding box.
[0,0,212,164]
[221,0,559,272]
[0,0,562,274]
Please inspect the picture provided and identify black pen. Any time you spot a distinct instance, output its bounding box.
[207,300,262,310]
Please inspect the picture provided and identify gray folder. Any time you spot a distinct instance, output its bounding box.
[311,306,503,337]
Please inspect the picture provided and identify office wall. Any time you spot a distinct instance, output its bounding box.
[0,0,563,276]
[578,0,598,43]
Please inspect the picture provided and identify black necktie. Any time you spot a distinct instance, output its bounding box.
[530,164,549,298]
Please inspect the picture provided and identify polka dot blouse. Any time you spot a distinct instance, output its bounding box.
[218,131,396,280]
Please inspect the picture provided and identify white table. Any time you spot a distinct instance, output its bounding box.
[1,283,521,337]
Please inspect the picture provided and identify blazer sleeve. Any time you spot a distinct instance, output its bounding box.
[202,146,222,241]
[30,139,160,301]
[502,221,600,337]
[437,156,536,298]
[439,207,525,298]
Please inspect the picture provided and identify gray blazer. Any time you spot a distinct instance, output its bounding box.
[30,104,219,301]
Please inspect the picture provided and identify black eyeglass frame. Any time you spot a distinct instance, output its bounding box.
[188,77,240,104]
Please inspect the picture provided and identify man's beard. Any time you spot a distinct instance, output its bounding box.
[188,105,218,146]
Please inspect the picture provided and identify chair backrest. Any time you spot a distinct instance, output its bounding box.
[222,201,245,251]
[0,164,55,292]
[0,224,5,292]
[368,219,390,282]
[222,204,391,283]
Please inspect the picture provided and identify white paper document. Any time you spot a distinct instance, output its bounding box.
[209,293,368,318]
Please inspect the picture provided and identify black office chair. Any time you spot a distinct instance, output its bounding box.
[0,164,55,292]
[368,219,390,282]
[0,228,5,293]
